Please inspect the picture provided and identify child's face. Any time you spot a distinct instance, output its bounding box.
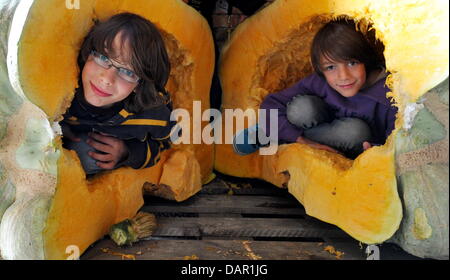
[81,33,138,108]
[320,56,366,98]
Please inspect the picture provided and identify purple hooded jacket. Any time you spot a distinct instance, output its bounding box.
[260,73,397,146]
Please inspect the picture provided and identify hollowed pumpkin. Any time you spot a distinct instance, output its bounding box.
[0,0,214,259]
[215,0,448,258]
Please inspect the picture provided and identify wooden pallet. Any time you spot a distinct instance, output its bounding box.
[81,175,419,260]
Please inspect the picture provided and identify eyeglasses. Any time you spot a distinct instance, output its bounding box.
[90,50,140,83]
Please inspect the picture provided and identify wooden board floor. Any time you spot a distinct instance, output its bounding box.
[81,175,422,260]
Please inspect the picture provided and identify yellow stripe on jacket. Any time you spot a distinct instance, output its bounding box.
[140,142,153,169]
[122,119,167,126]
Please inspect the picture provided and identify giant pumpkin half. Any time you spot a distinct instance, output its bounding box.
[0,0,214,259]
[215,0,448,258]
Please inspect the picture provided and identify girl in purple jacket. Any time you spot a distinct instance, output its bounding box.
[233,19,397,159]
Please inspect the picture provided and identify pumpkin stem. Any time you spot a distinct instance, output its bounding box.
[109,212,157,246]
[131,212,158,239]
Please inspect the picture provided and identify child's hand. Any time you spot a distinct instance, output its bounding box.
[296,136,341,154]
[61,123,81,142]
[86,132,129,169]
[363,141,372,151]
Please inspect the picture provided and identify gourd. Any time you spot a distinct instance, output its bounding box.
[215,0,448,258]
[0,0,214,259]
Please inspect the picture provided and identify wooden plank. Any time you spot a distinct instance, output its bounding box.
[143,194,306,216]
[81,175,423,260]
[81,239,363,260]
[200,180,288,196]
[150,217,351,240]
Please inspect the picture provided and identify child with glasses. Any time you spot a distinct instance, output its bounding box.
[233,19,397,159]
[60,13,176,175]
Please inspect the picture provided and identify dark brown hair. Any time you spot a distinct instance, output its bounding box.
[77,13,171,112]
[311,18,385,77]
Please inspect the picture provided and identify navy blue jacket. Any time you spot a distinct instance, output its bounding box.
[61,91,176,169]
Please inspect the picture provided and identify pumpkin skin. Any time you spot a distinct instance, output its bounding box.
[215,0,448,254]
[392,79,449,259]
[0,0,214,259]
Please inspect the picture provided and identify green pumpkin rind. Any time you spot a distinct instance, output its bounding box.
[0,0,61,260]
[0,0,24,120]
[0,164,16,223]
[15,118,60,176]
[392,79,449,259]
[0,195,52,260]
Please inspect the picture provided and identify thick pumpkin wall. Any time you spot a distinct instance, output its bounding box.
[18,0,215,189]
[215,0,448,246]
[0,0,214,259]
